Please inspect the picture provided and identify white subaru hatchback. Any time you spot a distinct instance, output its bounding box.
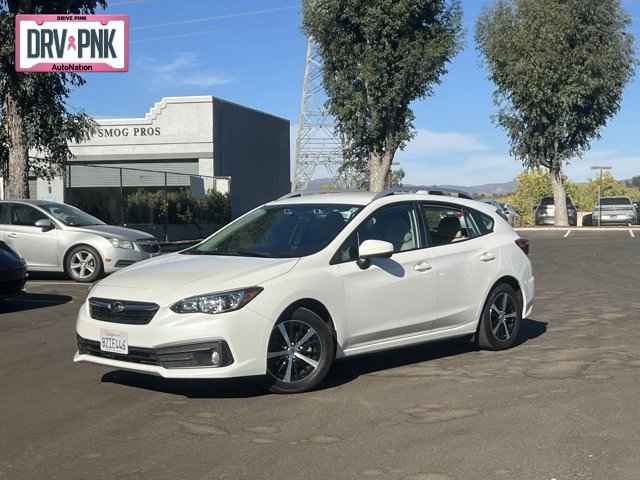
[75,191,534,393]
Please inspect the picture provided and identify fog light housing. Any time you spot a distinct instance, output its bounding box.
[158,341,234,369]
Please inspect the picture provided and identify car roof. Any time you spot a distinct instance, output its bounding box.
[268,191,377,206]
[267,190,497,216]
[0,199,62,207]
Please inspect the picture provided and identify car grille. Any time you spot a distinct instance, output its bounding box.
[76,335,234,368]
[89,297,159,325]
[136,239,160,254]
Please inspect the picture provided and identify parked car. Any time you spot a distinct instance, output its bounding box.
[0,200,160,282]
[592,196,637,226]
[535,196,578,226]
[0,241,27,299]
[482,200,509,222]
[75,191,535,394]
[500,203,521,227]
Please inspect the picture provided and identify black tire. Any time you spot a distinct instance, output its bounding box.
[477,283,522,351]
[265,307,335,394]
[65,245,103,283]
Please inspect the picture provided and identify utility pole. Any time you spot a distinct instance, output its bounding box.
[591,166,612,227]
[292,38,348,191]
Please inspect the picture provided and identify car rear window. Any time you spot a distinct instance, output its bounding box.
[540,196,574,206]
[599,197,631,206]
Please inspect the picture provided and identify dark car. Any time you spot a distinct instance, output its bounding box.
[482,200,509,222]
[592,197,638,226]
[535,196,578,226]
[0,241,27,299]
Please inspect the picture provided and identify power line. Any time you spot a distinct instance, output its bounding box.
[132,6,298,32]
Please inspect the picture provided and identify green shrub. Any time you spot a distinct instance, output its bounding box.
[124,189,231,226]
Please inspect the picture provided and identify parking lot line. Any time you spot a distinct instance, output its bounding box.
[630,229,636,238]
[564,230,571,238]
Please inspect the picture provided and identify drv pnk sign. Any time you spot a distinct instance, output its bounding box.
[15,14,128,72]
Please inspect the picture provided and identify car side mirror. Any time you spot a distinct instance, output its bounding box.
[35,218,54,231]
[357,239,394,270]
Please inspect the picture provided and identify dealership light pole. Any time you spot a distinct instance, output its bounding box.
[292,38,347,191]
[591,166,612,227]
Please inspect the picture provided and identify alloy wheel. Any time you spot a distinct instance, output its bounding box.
[70,250,97,280]
[267,320,322,384]
[489,292,517,341]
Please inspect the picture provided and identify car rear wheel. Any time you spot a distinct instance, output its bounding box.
[266,307,335,394]
[65,246,103,283]
[477,284,522,351]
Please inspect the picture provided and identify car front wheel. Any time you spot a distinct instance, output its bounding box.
[266,307,335,394]
[65,245,103,283]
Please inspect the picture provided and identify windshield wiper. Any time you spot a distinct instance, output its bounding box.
[231,250,272,258]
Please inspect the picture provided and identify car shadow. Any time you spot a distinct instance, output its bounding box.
[323,318,547,389]
[100,318,547,398]
[25,272,71,281]
[101,371,269,399]
[0,293,73,314]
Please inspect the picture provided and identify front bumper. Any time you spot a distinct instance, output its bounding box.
[74,300,272,379]
[102,247,161,274]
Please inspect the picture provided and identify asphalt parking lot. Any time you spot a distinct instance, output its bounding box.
[2,230,640,480]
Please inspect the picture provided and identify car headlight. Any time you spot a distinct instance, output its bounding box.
[108,238,134,250]
[170,287,263,315]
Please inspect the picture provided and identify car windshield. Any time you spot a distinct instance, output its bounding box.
[39,203,105,227]
[183,204,363,258]
[598,197,631,206]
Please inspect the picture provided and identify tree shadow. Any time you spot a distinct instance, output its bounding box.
[0,292,72,314]
[100,318,547,398]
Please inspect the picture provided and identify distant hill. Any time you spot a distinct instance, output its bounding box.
[431,181,516,196]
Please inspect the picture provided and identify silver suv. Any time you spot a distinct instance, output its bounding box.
[0,200,160,282]
[592,196,637,226]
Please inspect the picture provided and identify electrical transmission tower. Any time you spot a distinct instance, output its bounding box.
[292,38,350,191]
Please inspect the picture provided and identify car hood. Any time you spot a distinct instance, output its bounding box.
[92,253,299,304]
[65,224,156,241]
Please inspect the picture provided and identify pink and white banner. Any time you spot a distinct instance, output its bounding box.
[15,14,128,73]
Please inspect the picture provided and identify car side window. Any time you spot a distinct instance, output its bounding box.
[467,208,494,236]
[11,205,48,227]
[420,204,475,247]
[332,203,420,264]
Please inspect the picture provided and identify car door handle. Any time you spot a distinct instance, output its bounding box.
[414,261,433,272]
[7,233,17,239]
[480,252,496,262]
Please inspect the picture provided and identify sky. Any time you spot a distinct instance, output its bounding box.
[71,0,640,186]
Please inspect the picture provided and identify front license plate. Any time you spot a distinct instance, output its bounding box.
[100,330,128,355]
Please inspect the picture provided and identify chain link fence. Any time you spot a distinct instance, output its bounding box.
[64,164,231,242]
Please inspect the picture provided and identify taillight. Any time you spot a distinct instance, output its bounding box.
[515,238,530,256]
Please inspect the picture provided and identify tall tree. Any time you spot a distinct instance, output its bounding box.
[476,0,636,226]
[303,0,463,192]
[0,0,104,199]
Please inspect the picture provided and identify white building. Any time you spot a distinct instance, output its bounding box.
[1,96,291,221]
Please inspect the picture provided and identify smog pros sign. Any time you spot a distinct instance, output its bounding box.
[15,14,128,72]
